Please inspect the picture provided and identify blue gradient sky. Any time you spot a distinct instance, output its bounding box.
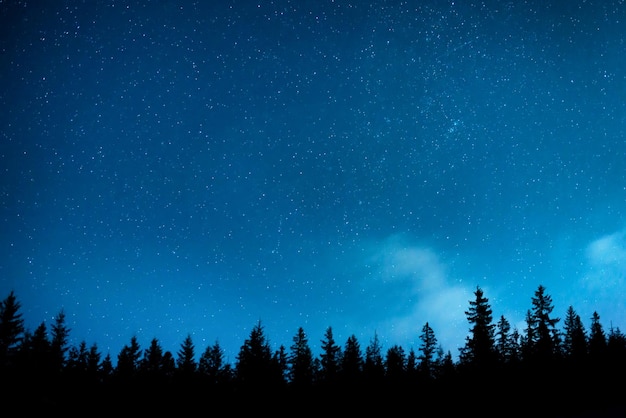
[1,0,625,362]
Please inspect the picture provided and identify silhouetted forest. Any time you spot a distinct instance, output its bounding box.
[1,285,624,416]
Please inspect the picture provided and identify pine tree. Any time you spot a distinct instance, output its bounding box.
[607,326,626,371]
[162,351,176,379]
[562,306,587,362]
[176,334,197,377]
[141,338,165,376]
[436,350,456,380]
[418,322,437,378]
[527,285,560,362]
[116,336,142,379]
[364,331,385,384]
[25,322,52,375]
[67,340,89,375]
[384,344,405,382]
[100,353,114,380]
[50,309,71,373]
[588,311,607,360]
[460,287,496,368]
[0,291,25,370]
[319,326,341,385]
[235,321,274,388]
[495,315,513,363]
[272,345,288,387]
[288,327,314,387]
[86,343,101,381]
[199,340,229,385]
[406,347,418,381]
[340,334,363,384]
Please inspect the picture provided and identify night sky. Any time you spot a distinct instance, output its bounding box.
[1,0,625,363]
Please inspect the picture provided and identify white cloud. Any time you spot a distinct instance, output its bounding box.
[586,230,626,268]
[575,229,626,329]
[365,236,473,356]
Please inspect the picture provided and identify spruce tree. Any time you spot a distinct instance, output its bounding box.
[319,326,341,385]
[527,285,560,362]
[86,343,101,381]
[116,336,142,379]
[340,335,363,384]
[495,315,512,363]
[50,309,71,374]
[406,347,418,381]
[288,327,314,387]
[562,306,587,362]
[272,345,288,387]
[176,334,197,376]
[460,287,496,368]
[235,321,274,388]
[141,338,165,376]
[199,340,229,385]
[0,291,25,370]
[384,344,405,382]
[418,322,437,378]
[364,331,385,384]
[588,311,607,360]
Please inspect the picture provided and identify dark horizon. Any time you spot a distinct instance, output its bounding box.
[1,286,625,416]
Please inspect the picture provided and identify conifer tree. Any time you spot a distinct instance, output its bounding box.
[562,306,587,362]
[162,351,176,379]
[67,340,89,375]
[0,291,24,370]
[384,344,405,382]
[418,322,437,378]
[495,315,513,363]
[199,340,229,385]
[116,336,142,379]
[176,334,197,376]
[607,326,626,371]
[142,338,165,376]
[86,343,101,381]
[235,321,274,387]
[319,326,341,385]
[460,287,496,368]
[588,311,607,360]
[272,345,288,386]
[437,350,456,380]
[100,353,114,379]
[24,322,52,376]
[526,285,560,362]
[50,309,71,373]
[340,334,363,383]
[406,347,418,380]
[364,331,385,384]
[288,327,314,387]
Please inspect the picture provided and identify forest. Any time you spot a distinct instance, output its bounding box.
[0,285,624,416]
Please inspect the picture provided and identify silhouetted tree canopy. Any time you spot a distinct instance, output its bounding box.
[0,287,624,416]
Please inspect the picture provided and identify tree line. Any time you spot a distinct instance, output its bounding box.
[0,285,625,415]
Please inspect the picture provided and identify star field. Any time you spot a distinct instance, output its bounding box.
[1,0,625,361]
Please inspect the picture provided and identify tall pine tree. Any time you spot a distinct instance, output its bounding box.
[288,327,314,387]
[460,287,496,369]
[562,306,587,362]
[235,321,275,388]
[0,291,24,371]
[319,326,341,385]
[418,322,437,379]
[527,285,560,362]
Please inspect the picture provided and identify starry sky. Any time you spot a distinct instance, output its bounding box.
[1,0,625,362]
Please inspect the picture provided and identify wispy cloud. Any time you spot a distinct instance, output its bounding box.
[363,236,473,356]
[577,229,626,327]
[586,230,626,270]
